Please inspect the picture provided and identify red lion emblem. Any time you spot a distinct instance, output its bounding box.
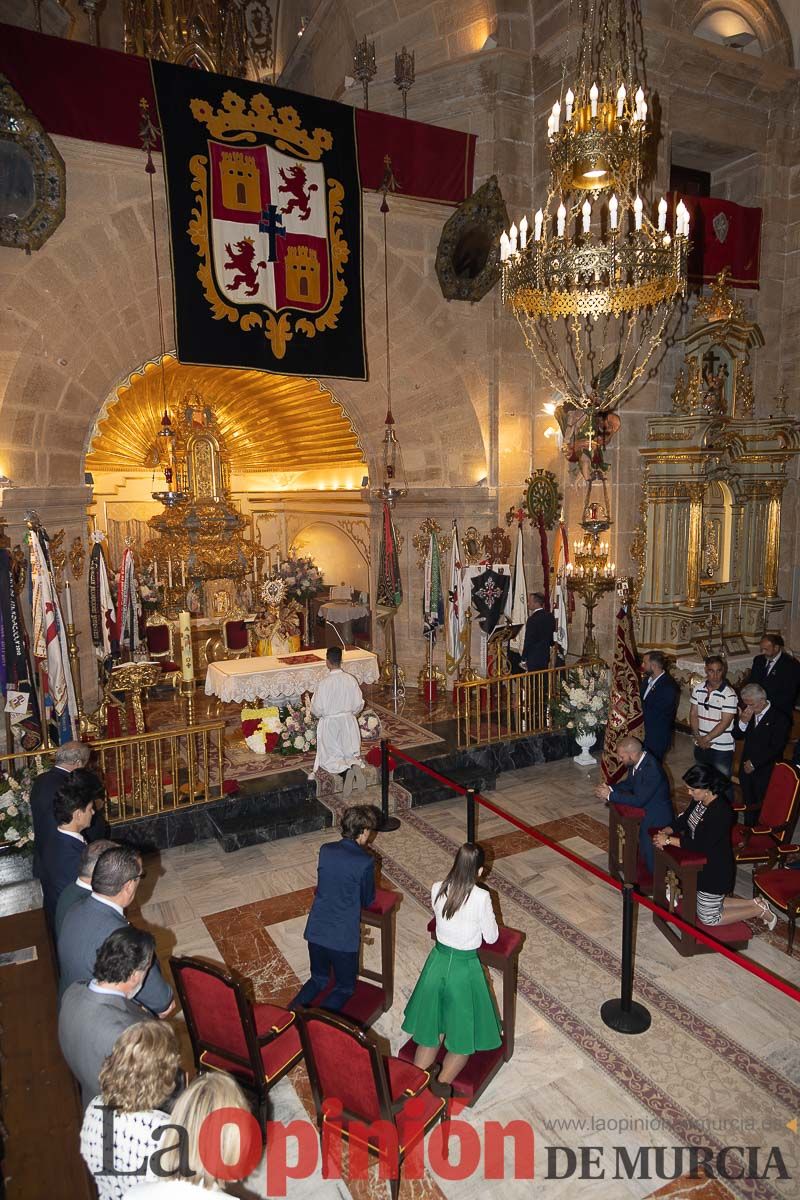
[278,165,318,221]
[223,237,267,296]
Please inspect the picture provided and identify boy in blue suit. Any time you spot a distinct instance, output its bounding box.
[291,804,380,1012]
[595,736,674,874]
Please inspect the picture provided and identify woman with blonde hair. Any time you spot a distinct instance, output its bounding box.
[128,1071,261,1196]
[402,842,501,1096]
[81,1021,182,1199]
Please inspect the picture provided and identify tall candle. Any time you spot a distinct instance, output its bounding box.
[179,611,194,683]
[63,580,74,626]
[154,559,159,587]
[181,560,186,588]
[167,557,173,588]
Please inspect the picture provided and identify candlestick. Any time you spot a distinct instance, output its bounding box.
[181,559,186,589]
[154,559,159,587]
[63,579,74,625]
[609,194,618,230]
[168,557,173,588]
[565,88,574,121]
[590,82,598,118]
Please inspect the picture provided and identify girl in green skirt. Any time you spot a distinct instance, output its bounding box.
[402,843,502,1096]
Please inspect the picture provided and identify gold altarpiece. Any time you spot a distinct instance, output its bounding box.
[635,274,800,655]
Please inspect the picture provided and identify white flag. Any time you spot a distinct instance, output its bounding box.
[29,532,78,730]
[445,522,467,674]
[553,576,569,658]
[509,525,528,654]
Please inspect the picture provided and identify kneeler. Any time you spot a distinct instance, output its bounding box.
[652,842,752,957]
[608,802,652,892]
[309,887,401,1028]
[397,919,524,1105]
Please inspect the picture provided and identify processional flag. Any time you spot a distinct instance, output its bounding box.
[508,524,528,656]
[151,59,366,380]
[116,546,139,654]
[553,576,569,660]
[376,502,402,611]
[600,593,644,785]
[445,522,467,675]
[423,531,444,643]
[0,548,42,749]
[28,524,78,743]
[471,569,510,638]
[88,533,117,658]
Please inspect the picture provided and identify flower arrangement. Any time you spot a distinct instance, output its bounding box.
[278,700,317,756]
[551,665,610,737]
[241,705,282,754]
[277,556,324,601]
[0,755,50,852]
[358,710,382,742]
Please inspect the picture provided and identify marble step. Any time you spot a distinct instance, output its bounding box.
[208,794,333,852]
[393,761,496,807]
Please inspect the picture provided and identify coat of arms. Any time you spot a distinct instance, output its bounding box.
[189,95,348,360]
[152,61,366,380]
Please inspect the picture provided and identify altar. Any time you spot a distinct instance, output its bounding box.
[204,648,379,705]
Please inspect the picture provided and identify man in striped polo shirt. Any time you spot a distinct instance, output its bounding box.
[690,656,738,789]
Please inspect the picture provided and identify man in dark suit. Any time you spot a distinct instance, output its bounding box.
[520,592,557,671]
[54,837,116,939]
[640,650,679,762]
[749,634,800,720]
[594,736,674,874]
[734,683,791,826]
[58,926,156,1108]
[291,804,379,1013]
[40,770,105,925]
[31,742,108,879]
[58,845,174,1018]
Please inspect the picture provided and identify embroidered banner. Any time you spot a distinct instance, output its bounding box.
[669,193,762,289]
[151,59,366,380]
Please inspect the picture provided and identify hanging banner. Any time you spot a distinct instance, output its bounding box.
[151,59,366,380]
[669,193,762,289]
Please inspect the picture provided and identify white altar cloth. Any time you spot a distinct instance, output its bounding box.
[204,648,379,705]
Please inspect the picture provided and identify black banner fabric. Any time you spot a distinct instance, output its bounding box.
[151,60,367,380]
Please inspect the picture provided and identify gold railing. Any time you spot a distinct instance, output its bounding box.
[1,721,227,826]
[455,664,572,749]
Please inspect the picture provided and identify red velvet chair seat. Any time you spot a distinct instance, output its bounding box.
[731,830,777,861]
[313,979,385,1025]
[366,887,401,915]
[158,660,179,673]
[669,897,752,945]
[322,1082,444,1155]
[753,870,800,907]
[385,1056,431,1100]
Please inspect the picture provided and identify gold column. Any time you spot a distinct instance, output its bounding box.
[686,486,704,609]
[764,486,782,599]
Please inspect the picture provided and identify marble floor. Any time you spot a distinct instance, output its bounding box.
[7,733,800,1200]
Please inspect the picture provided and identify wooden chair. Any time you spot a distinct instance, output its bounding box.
[170,956,302,1129]
[652,842,752,957]
[731,762,800,868]
[397,916,524,1105]
[296,1007,446,1200]
[221,606,251,660]
[753,843,800,955]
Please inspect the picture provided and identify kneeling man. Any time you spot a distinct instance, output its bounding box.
[312,646,366,795]
[595,735,673,875]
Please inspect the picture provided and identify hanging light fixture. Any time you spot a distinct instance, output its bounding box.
[372,156,408,509]
[500,0,690,412]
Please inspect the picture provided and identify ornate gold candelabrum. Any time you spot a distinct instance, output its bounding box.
[64,619,88,736]
[566,535,616,659]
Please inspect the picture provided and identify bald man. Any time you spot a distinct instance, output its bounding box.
[594,736,673,874]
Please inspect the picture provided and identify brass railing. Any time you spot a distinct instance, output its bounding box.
[1,721,227,826]
[455,664,572,749]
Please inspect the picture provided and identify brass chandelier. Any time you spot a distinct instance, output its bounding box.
[501,0,690,411]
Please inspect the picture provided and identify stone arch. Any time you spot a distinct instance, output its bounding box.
[674,0,794,65]
[289,519,370,593]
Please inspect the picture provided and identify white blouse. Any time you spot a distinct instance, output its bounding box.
[81,1100,172,1200]
[432,882,499,950]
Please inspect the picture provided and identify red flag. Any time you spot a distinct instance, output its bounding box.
[669,193,762,289]
[601,603,644,785]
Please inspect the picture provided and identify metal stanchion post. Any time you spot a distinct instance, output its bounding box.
[379,738,400,832]
[600,883,651,1034]
[466,787,476,844]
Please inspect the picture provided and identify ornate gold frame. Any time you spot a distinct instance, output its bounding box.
[0,75,66,252]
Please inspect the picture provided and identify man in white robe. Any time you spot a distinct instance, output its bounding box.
[311,647,366,794]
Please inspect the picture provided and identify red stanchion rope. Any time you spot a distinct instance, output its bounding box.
[386,742,800,1006]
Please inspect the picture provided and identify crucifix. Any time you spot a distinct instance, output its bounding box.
[259,204,286,263]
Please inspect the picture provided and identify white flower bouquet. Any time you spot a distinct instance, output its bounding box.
[277,556,324,601]
[0,754,50,852]
[551,665,610,737]
[357,710,382,742]
[278,703,317,756]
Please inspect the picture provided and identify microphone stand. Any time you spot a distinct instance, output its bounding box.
[325,619,348,651]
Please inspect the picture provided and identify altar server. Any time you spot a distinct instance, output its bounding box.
[311,646,366,795]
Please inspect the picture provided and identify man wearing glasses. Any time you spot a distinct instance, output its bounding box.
[689,656,738,791]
